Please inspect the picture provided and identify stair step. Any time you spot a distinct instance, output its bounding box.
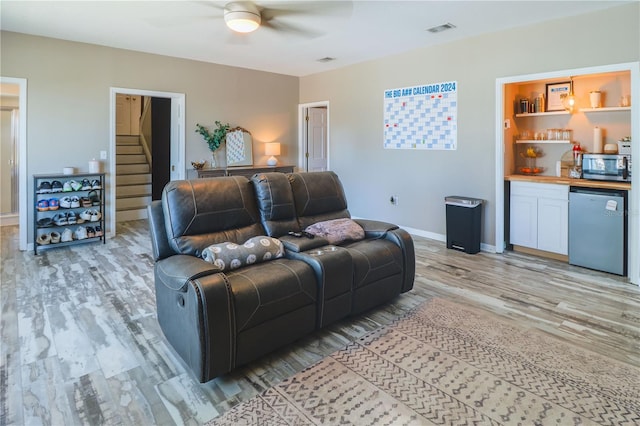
[116,184,151,197]
[117,164,150,174]
[117,145,143,155]
[116,196,152,210]
[116,135,141,145]
[116,209,148,222]
[117,154,147,164]
[116,173,151,185]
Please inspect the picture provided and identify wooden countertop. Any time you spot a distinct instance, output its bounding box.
[505,174,631,190]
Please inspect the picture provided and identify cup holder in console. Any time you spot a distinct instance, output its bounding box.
[324,246,338,252]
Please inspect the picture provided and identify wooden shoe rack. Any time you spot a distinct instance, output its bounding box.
[33,172,105,255]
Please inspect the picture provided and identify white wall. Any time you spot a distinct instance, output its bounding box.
[300,3,640,247]
[0,31,299,240]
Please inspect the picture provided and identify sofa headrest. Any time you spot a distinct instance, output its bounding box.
[288,172,350,225]
[251,172,299,237]
[162,177,264,257]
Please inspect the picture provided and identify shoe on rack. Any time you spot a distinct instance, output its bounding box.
[70,196,80,208]
[50,231,61,244]
[81,179,92,190]
[90,179,102,190]
[61,228,73,242]
[59,196,72,209]
[94,226,103,237]
[37,181,52,194]
[90,210,102,222]
[37,199,49,211]
[80,210,92,222]
[86,226,95,238]
[70,180,82,191]
[88,190,101,206]
[74,226,88,240]
[62,181,73,192]
[37,217,53,228]
[53,212,68,226]
[81,197,92,207]
[51,181,63,193]
[48,198,59,210]
[36,233,51,245]
[67,211,77,225]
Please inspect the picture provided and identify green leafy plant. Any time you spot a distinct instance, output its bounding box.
[195,121,230,152]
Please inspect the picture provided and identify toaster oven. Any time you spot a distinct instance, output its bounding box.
[582,154,631,182]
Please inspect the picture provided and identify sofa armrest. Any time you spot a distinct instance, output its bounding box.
[148,200,176,261]
[280,234,329,253]
[384,227,415,293]
[154,257,235,382]
[156,254,222,292]
[353,219,399,239]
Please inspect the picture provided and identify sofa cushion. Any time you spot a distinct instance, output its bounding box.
[202,236,284,271]
[305,218,365,245]
[288,172,350,229]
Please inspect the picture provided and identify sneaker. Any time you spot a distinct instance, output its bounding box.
[86,226,95,238]
[59,196,72,209]
[90,179,102,190]
[90,210,102,222]
[81,179,92,190]
[89,190,101,206]
[53,212,68,226]
[80,210,92,222]
[50,231,61,244]
[67,211,77,225]
[74,226,88,240]
[62,181,73,192]
[51,181,63,193]
[48,198,59,210]
[37,181,52,194]
[70,196,80,208]
[94,226,103,237]
[37,217,53,228]
[36,233,51,245]
[37,199,49,211]
[81,197,92,207]
[61,228,73,242]
[70,180,82,191]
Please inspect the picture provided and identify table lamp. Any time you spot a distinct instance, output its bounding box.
[265,143,281,166]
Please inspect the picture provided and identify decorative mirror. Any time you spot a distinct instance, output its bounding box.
[225,127,253,167]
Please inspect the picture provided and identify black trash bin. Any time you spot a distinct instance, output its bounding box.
[445,196,483,254]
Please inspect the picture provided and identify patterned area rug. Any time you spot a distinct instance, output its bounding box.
[208,298,640,425]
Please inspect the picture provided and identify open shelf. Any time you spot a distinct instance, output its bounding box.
[579,106,631,113]
[515,111,571,118]
[516,140,571,144]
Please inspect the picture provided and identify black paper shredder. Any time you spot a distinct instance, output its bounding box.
[445,196,483,254]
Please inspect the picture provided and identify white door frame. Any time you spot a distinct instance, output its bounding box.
[495,61,640,285]
[109,87,185,236]
[1,76,28,251]
[298,101,330,171]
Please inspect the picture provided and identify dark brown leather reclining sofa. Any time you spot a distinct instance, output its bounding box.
[148,171,415,382]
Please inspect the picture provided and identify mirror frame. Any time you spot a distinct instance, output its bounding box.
[225,126,253,167]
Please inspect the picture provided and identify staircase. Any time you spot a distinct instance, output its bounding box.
[116,135,151,221]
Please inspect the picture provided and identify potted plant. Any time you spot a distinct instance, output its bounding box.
[196,120,230,167]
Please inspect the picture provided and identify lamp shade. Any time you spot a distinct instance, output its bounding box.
[265,143,281,156]
[265,142,280,166]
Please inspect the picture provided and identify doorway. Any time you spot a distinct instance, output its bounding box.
[109,87,185,236]
[1,77,27,251]
[298,101,329,171]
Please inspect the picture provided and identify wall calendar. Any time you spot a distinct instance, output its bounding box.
[384,81,457,150]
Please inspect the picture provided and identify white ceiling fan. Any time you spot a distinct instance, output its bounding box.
[220,1,353,38]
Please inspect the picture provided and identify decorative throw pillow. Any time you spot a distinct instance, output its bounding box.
[305,218,365,245]
[202,236,284,271]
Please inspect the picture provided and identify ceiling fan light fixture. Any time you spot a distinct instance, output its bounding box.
[224,10,261,33]
[224,2,261,33]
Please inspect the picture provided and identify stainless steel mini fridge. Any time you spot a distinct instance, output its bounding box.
[568,187,627,275]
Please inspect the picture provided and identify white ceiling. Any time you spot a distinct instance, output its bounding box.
[1,0,631,77]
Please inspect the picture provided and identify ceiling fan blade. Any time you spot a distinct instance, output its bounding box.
[260,19,322,39]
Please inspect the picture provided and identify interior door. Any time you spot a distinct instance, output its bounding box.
[306,107,327,171]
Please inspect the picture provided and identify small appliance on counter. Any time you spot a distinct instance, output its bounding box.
[582,153,631,182]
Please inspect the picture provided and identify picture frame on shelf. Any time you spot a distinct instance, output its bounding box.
[546,81,571,111]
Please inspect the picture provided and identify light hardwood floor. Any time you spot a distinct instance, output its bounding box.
[1,220,639,425]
